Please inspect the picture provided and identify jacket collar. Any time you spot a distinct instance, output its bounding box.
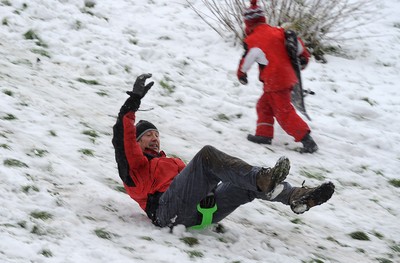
[144,149,166,160]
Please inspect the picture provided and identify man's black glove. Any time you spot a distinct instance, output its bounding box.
[237,70,248,85]
[299,55,309,70]
[127,73,154,99]
[123,73,154,112]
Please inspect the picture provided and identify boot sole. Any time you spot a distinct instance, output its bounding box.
[291,182,335,214]
[265,156,290,197]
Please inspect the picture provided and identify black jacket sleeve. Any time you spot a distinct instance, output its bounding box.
[111,96,141,187]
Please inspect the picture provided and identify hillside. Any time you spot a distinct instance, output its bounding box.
[1,0,399,262]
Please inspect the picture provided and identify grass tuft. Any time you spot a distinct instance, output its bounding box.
[40,249,53,257]
[30,211,53,220]
[186,250,204,258]
[349,231,369,241]
[1,113,17,120]
[94,228,112,239]
[4,158,28,168]
[388,179,400,187]
[79,149,94,156]
[180,237,199,247]
[77,78,100,85]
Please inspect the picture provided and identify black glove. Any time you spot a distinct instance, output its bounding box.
[123,73,154,112]
[237,70,248,85]
[126,73,154,99]
[299,55,309,70]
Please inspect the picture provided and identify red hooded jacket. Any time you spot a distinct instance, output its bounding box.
[238,24,310,92]
[116,111,186,210]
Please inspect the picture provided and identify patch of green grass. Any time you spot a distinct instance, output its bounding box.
[180,237,199,247]
[356,248,365,253]
[299,169,325,181]
[23,29,48,48]
[2,89,13,96]
[77,77,100,85]
[389,179,400,187]
[17,221,27,228]
[304,259,324,263]
[31,225,46,235]
[326,236,348,247]
[94,228,112,239]
[114,186,126,193]
[124,65,131,73]
[361,97,376,106]
[31,48,51,58]
[83,129,98,143]
[22,185,39,193]
[84,0,96,8]
[1,0,12,6]
[79,149,94,156]
[159,79,176,94]
[30,211,53,220]
[140,236,153,241]
[186,250,203,258]
[291,218,303,224]
[390,244,400,253]
[215,113,230,122]
[74,20,83,30]
[0,143,11,150]
[158,35,171,40]
[82,129,99,138]
[49,130,57,137]
[96,90,108,97]
[2,17,9,25]
[129,38,138,45]
[376,258,393,263]
[373,231,384,239]
[29,148,48,157]
[349,231,369,241]
[1,113,17,120]
[4,158,28,168]
[217,237,228,243]
[40,249,53,257]
[373,169,384,176]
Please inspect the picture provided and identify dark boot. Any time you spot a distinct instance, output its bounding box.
[247,134,272,145]
[256,156,290,194]
[289,182,335,214]
[301,133,318,153]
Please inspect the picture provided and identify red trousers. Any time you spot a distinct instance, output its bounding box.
[255,90,310,142]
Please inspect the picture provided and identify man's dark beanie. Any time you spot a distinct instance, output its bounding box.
[136,120,158,141]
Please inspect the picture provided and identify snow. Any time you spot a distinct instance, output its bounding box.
[1,0,399,262]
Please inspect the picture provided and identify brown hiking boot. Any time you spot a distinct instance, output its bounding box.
[289,182,335,214]
[256,156,290,195]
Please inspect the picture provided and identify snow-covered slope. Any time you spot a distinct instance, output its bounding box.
[1,0,399,262]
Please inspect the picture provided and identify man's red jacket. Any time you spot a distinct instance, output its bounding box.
[113,110,185,211]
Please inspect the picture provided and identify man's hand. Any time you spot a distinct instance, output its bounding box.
[123,73,154,112]
[237,70,248,85]
[299,55,309,70]
[127,73,154,99]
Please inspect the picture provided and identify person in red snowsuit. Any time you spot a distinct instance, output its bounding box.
[237,0,318,153]
[112,73,334,228]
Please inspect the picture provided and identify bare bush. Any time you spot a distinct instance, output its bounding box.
[186,0,376,62]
